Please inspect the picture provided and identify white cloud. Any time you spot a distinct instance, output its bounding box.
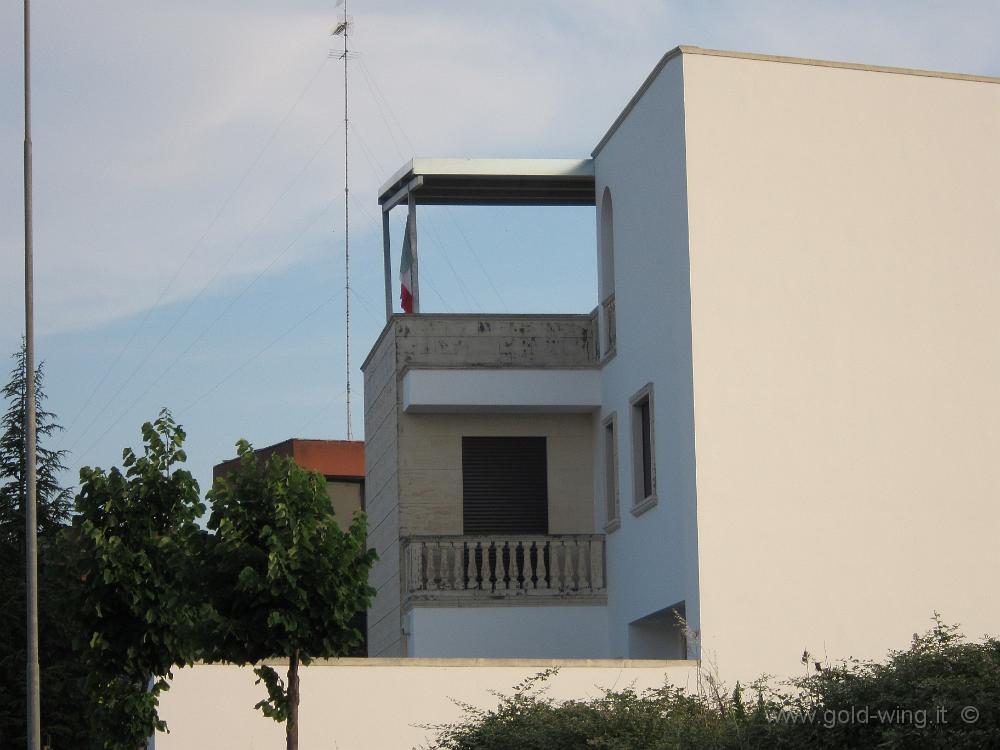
[2,0,998,494]
[1,0,997,339]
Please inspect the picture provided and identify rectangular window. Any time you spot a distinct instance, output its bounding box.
[630,384,657,515]
[462,437,548,535]
[638,401,652,497]
[603,413,620,532]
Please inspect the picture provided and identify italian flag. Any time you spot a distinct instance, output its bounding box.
[400,212,415,313]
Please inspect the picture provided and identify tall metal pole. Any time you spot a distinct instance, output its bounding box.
[407,191,419,313]
[342,0,352,440]
[381,210,392,322]
[22,1,42,748]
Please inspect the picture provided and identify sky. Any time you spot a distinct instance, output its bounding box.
[1,0,998,498]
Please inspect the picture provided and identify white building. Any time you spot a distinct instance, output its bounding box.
[361,46,1000,681]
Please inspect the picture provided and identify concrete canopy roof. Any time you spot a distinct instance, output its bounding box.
[377,158,595,208]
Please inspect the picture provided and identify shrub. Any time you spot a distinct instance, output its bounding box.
[423,617,1000,750]
[765,615,1000,749]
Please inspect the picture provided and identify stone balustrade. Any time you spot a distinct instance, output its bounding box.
[402,535,606,603]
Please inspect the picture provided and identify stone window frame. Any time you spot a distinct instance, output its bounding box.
[602,411,621,532]
[629,382,658,516]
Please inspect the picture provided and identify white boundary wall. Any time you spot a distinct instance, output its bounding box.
[156,660,698,750]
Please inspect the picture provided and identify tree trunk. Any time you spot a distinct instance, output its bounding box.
[286,649,300,750]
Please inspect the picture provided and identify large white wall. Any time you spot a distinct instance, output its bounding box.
[157,661,698,750]
[679,51,1000,681]
[406,605,609,658]
[592,54,701,660]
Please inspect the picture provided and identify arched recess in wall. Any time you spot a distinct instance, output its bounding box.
[600,187,615,300]
[599,187,617,354]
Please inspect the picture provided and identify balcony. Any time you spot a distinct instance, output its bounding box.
[402,534,606,606]
[386,313,598,369]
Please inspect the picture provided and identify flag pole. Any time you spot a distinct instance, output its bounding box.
[407,190,419,313]
[23,0,42,748]
[382,210,392,321]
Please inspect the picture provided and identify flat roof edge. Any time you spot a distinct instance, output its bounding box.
[197,657,699,668]
[361,318,396,372]
[592,45,688,157]
[687,46,1000,86]
[378,159,415,202]
[377,158,594,204]
[592,45,1000,157]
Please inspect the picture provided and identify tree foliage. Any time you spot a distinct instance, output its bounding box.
[206,439,376,750]
[425,617,1000,750]
[3,379,377,748]
[0,338,72,544]
[767,615,1000,749]
[0,339,87,749]
[73,409,207,749]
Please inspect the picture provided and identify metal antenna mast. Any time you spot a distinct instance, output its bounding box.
[22,1,42,748]
[333,0,353,439]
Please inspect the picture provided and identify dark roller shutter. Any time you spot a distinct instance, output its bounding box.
[462,437,548,535]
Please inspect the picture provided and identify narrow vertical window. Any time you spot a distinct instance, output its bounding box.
[638,401,652,497]
[603,413,620,531]
[630,384,657,515]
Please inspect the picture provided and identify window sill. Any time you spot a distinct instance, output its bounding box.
[631,494,658,517]
[603,517,621,534]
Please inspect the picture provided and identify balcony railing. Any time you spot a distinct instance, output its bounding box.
[402,535,606,603]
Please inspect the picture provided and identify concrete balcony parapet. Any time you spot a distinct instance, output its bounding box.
[363,314,599,374]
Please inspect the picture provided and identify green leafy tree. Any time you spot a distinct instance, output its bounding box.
[0,339,86,749]
[73,409,206,750]
[206,440,376,750]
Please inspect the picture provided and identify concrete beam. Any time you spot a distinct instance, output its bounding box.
[402,369,602,413]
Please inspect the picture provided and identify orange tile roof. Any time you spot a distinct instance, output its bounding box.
[213,438,364,481]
